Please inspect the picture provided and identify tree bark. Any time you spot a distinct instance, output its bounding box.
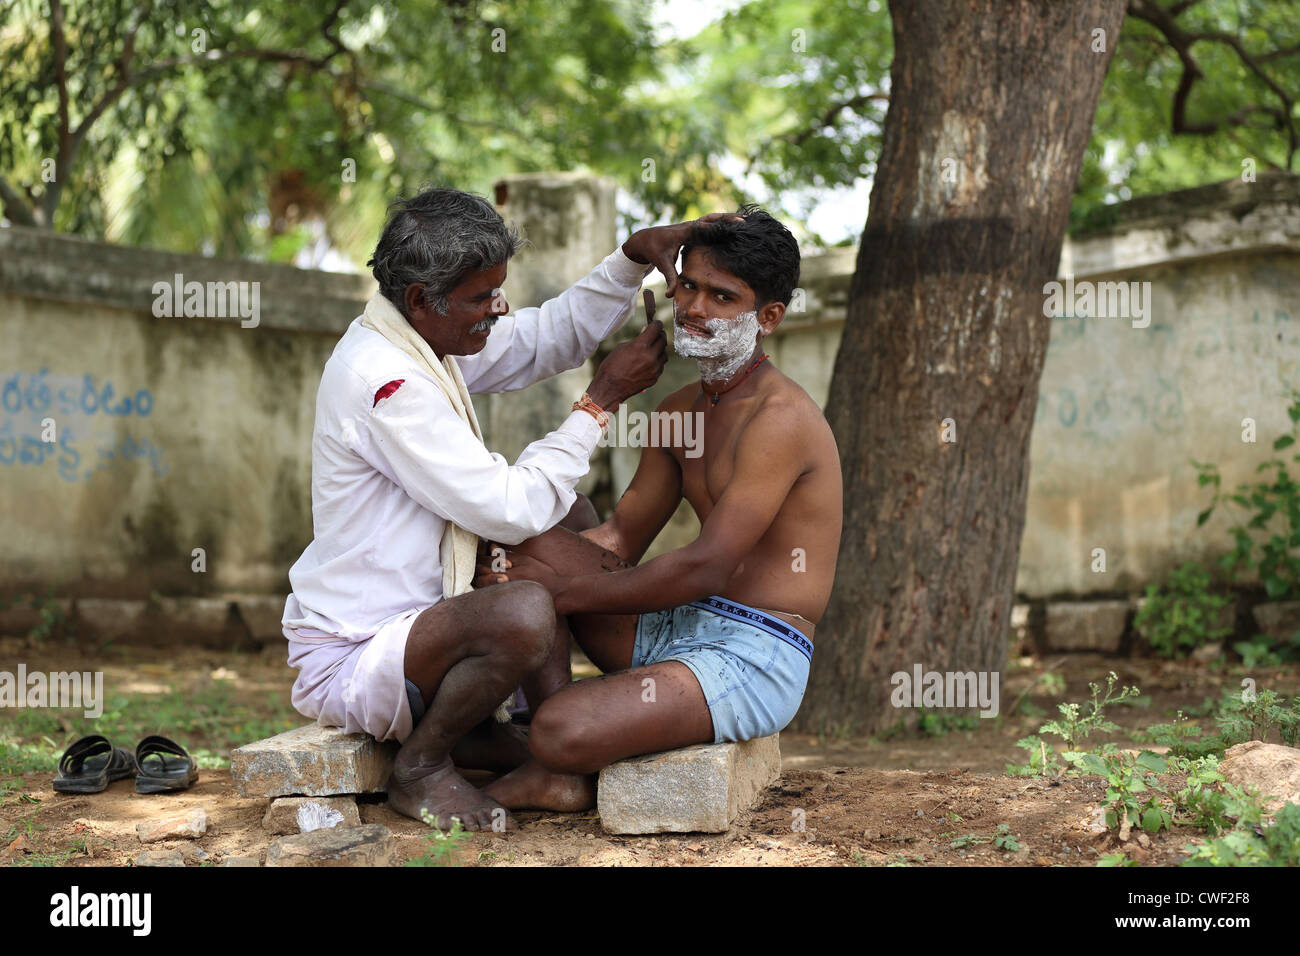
[794,0,1127,735]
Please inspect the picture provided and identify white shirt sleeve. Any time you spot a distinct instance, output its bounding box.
[457,247,654,395]
[361,373,604,545]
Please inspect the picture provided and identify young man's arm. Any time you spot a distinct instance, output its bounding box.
[534,402,809,615]
[580,391,690,564]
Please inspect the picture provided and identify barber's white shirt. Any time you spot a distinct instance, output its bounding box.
[282,248,652,640]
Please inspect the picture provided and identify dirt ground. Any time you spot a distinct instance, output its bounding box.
[2,636,1296,867]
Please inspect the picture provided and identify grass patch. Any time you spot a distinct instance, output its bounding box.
[0,682,300,780]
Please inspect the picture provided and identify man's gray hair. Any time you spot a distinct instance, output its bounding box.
[368,187,525,317]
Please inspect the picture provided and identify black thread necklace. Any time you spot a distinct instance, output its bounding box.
[703,353,769,407]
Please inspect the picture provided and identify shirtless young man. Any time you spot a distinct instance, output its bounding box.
[474,206,843,810]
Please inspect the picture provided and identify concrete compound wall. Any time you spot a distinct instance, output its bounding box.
[1,172,1297,645]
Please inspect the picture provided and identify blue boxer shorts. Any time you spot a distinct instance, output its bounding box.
[631,595,813,743]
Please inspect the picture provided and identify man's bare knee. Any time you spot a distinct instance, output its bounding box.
[491,580,556,670]
[558,493,599,533]
[530,696,597,774]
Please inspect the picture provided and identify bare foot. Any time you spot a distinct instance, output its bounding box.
[450,719,532,773]
[484,759,595,812]
[386,756,516,831]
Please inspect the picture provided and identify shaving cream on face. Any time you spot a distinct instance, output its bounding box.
[673,305,761,384]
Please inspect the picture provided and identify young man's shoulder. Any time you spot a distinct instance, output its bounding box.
[753,368,833,435]
[654,381,701,414]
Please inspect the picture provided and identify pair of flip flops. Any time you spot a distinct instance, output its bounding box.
[53,734,198,794]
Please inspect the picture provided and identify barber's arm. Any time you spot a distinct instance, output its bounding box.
[457,214,742,395]
[482,404,808,614]
[363,324,667,543]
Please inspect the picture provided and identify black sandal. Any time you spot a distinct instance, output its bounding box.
[134,735,199,793]
[53,735,137,793]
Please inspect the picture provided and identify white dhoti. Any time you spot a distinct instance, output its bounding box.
[284,608,424,744]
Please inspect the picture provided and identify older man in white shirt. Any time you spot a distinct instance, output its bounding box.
[282,186,731,830]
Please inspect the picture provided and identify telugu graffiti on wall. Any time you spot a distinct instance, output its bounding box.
[0,369,167,482]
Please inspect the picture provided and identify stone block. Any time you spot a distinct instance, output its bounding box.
[1251,601,1300,641]
[231,724,397,798]
[0,598,73,637]
[1219,740,1300,815]
[154,597,238,641]
[234,594,291,644]
[266,824,396,867]
[221,856,261,867]
[1044,601,1130,652]
[135,849,185,867]
[262,796,360,835]
[597,734,781,834]
[136,808,207,843]
[74,599,148,643]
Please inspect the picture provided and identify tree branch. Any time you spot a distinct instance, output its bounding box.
[0,175,39,227]
[1166,0,1203,17]
[45,0,71,226]
[1127,0,1297,168]
[742,89,889,180]
[788,91,890,148]
[319,0,350,61]
[37,2,355,227]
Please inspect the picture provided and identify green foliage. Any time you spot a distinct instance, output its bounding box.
[1216,689,1300,748]
[406,811,469,867]
[5,0,1296,256]
[1070,688,1300,866]
[1036,672,1066,697]
[1039,672,1140,754]
[1134,562,1232,658]
[1137,687,1300,764]
[1193,387,1300,602]
[1006,734,1063,778]
[992,823,1020,852]
[944,823,1019,854]
[1134,710,1217,759]
[1072,0,1300,231]
[1182,801,1300,867]
[1070,749,1174,835]
[1006,673,1141,777]
[1233,632,1300,668]
[1097,851,1138,867]
[880,707,978,741]
[0,592,75,644]
[0,0,665,257]
[917,710,979,737]
[0,681,300,789]
[1168,756,1233,834]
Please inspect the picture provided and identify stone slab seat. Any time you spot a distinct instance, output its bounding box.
[596,734,781,834]
[230,724,398,798]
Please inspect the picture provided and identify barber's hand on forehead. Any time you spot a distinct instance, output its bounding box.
[622,212,745,297]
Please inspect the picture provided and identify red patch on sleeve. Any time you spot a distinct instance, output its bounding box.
[373,379,405,407]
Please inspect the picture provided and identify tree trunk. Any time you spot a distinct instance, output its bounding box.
[794,0,1127,735]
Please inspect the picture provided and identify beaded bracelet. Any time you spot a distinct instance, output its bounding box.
[572,392,610,430]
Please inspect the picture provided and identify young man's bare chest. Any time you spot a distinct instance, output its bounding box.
[670,393,752,519]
